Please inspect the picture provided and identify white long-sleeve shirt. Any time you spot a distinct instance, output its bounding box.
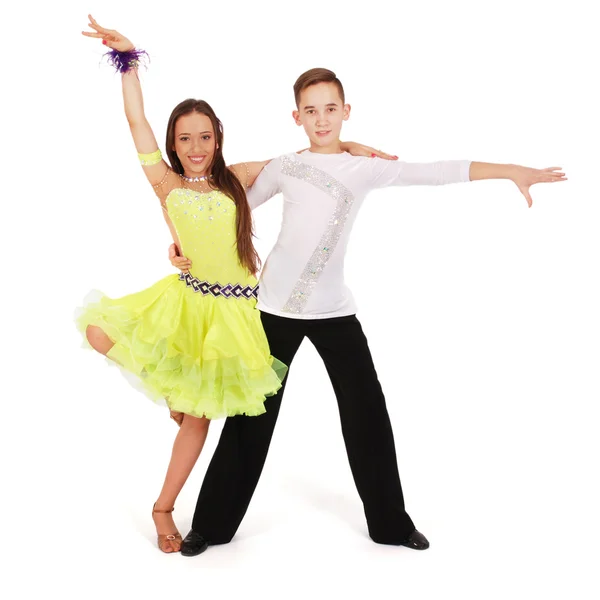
[247,150,472,319]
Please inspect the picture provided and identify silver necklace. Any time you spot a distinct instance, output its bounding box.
[179,173,213,183]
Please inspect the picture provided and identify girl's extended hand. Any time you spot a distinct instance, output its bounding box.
[81,14,134,52]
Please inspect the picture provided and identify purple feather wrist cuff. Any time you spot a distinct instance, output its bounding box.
[104,48,149,73]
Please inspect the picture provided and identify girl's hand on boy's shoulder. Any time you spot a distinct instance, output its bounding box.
[342,141,398,161]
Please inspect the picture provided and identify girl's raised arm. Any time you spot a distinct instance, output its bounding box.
[82,15,177,198]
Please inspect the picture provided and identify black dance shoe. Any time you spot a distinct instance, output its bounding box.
[400,529,430,550]
[180,529,209,557]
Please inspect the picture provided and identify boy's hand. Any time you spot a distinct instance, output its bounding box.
[510,165,567,207]
[168,243,192,272]
[342,141,398,161]
[82,14,134,52]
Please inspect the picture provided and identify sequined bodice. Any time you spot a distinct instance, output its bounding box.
[166,188,253,284]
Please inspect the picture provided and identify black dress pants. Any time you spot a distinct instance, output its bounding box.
[191,312,415,544]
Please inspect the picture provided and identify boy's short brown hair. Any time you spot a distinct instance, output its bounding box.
[293,68,345,107]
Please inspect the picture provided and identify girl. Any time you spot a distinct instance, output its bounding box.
[78,15,385,553]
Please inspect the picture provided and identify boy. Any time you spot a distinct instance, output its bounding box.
[173,68,566,556]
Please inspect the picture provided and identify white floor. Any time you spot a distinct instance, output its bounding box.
[12,335,600,599]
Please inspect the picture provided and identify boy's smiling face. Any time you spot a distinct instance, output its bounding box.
[293,82,351,152]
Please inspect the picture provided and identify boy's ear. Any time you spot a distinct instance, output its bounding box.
[343,103,351,121]
[292,110,302,126]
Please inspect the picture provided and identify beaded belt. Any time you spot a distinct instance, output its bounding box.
[178,272,259,300]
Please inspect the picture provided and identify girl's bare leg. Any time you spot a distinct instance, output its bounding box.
[86,325,115,355]
[85,325,210,552]
[152,415,211,551]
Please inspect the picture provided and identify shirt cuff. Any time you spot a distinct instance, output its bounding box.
[461,160,473,182]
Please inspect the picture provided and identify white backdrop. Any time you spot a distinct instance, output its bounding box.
[2,0,599,598]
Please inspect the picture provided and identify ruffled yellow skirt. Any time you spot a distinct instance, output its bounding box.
[76,274,287,419]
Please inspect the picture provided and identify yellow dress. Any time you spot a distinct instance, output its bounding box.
[76,188,287,419]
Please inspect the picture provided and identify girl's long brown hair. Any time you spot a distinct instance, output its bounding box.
[165,99,260,276]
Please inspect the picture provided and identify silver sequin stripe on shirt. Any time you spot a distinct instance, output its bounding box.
[280,156,355,314]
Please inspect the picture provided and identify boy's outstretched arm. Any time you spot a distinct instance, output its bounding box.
[469,162,567,207]
[371,158,567,207]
